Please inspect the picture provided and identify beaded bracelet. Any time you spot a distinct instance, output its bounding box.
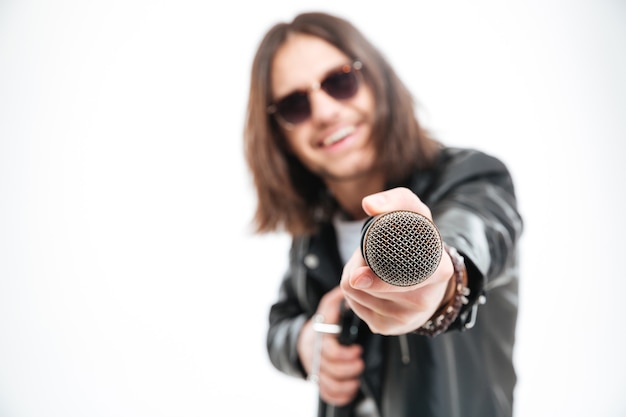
[414,245,470,337]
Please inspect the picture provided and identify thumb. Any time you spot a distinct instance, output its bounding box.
[362,187,432,219]
[316,286,345,324]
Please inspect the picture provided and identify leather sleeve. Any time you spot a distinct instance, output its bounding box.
[266,237,311,379]
[422,148,523,329]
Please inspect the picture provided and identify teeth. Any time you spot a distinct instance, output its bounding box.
[323,126,355,146]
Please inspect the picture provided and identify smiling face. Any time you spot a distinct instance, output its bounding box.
[270,34,381,189]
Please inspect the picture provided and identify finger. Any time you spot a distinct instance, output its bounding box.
[322,337,363,359]
[342,289,398,323]
[341,292,413,335]
[320,381,361,409]
[342,264,408,294]
[320,355,364,380]
[319,378,361,407]
[319,286,345,308]
[317,286,346,323]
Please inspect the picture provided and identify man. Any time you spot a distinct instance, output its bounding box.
[243,11,523,417]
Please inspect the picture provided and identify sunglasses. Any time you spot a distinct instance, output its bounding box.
[267,60,363,127]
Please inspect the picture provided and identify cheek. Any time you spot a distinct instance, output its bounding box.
[283,129,308,157]
[354,86,376,121]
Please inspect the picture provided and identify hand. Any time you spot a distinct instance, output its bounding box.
[297,287,365,406]
[340,187,455,335]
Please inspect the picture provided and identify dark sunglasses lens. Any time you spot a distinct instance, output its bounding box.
[273,65,360,126]
[276,92,310,125]
[321,70,359,100]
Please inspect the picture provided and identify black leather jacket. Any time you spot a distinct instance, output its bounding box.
[267,147,523,417]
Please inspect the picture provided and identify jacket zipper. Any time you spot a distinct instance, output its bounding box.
[399,334,411,365]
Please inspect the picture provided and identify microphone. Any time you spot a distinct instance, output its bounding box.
[360,210,443,286]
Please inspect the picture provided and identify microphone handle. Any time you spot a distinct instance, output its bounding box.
[337,301,361,345]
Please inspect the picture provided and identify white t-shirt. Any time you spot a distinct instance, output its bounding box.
[332,214,366,264]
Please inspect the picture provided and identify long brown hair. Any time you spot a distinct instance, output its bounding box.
[244,12,440,236]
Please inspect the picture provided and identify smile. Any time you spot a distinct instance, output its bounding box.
[322,125,356,147]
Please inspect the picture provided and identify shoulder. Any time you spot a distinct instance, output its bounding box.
[411,146,515,202]
[439,146,509,174]
[433,146,513,185]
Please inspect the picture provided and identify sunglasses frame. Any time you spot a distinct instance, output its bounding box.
[267,60,363,128]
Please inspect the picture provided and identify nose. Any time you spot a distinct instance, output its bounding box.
[308,88,342,125]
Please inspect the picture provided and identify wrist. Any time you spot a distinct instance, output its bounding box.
[438,266,458,309]
[414,245,470,337]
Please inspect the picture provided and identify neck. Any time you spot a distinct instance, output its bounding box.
[326,173,386,220]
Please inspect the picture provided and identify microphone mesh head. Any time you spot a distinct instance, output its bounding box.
[361,210,443,286]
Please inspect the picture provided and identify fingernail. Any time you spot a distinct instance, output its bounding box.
[367,193,386,206]
[353,275,373,289]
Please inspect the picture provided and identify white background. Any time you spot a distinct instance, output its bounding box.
[1,1,625,416]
